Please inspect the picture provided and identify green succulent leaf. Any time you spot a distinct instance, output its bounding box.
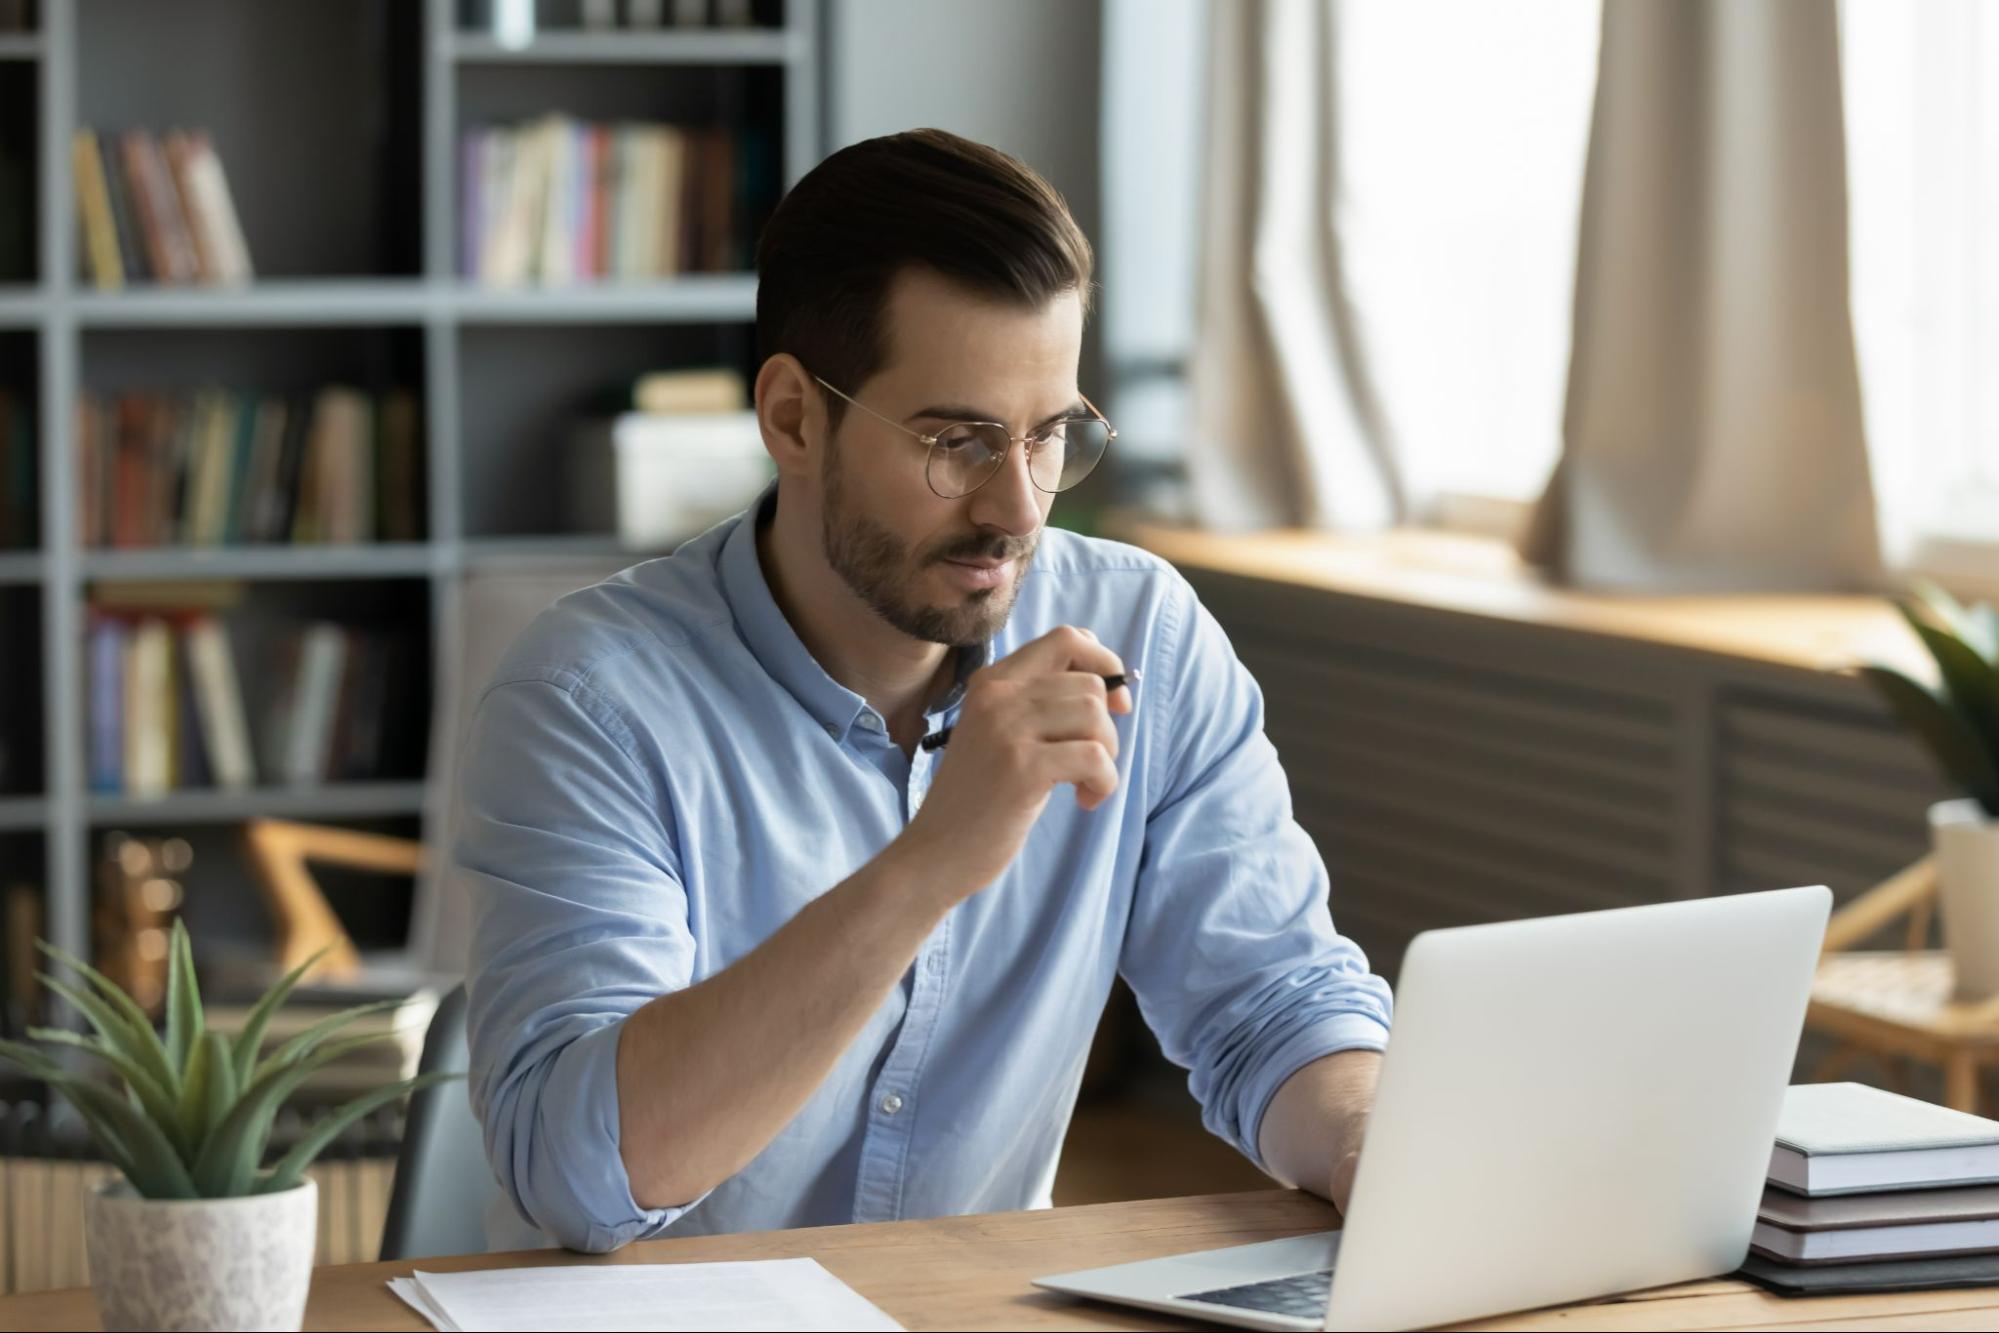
[191,1031,397,1198]
[197,1030,238,1153]
[228,946,331,1087]
[0,1035,67,1082]
[1897,599,1999,750]
[176,1029,241,1161]
[56,1074,199,1199]
[258,1071,460,1195]
[0,1040,148,1187]
[254,999,406,1084]
[32,952,179,1098]
[1913,580,1999,664]
[163,919,204,1080]
[26,1025,187,1160]
[1855,664,1999,815]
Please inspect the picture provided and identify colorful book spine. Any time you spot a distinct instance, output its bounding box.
[459,116,752,283]
[77,388,420,548]
[79,127,252,287]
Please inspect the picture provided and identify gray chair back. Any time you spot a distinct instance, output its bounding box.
[380,985,501,1260]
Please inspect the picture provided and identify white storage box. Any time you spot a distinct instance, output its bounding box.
[566,411,772,550]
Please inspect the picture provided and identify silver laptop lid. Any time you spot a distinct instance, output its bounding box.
[1325,884,1830,1330]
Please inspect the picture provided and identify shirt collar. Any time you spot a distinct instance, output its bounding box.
[719,483,993,742]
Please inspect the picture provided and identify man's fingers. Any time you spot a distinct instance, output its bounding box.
[1032,695,1120,759]
[1038,740,1120,809]
[992,624,1125,680]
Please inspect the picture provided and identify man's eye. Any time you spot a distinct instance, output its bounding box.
[934,428,987,454]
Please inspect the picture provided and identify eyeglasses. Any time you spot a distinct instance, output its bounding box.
[813,376,1115,500]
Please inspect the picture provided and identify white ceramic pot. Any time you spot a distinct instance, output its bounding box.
[1931,798,1999,1000]
[84,1177,317,1332]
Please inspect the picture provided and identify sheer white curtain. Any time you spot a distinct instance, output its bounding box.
[1186,0,1597,531]
[1843,0,1999,570]
[1522,0,1882,590]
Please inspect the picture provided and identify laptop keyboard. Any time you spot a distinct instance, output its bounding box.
[1179,1267,1334,1319]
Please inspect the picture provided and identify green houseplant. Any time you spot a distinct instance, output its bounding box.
[1854,581,1999,997]
[0,921,453,1331]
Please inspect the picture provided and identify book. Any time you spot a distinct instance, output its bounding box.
[177,131,254,284]
[82,385,417,549]
[1740,1248,1999,1294]
[376,389,423,543]
[283,623,349,784]
[86,616,125,792]
[460,116,754,283]
[1754,1181,1999,1264]
[630,367,747,414]
[99,133,149,283]
[123,617,174,798]
[1770,1083,1999,1196]
[162,131,220,283]
[72,129,124,290]
[184,616,255,789]
[118,132,173,284]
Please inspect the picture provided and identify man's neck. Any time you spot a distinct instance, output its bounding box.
[757,490,955,747]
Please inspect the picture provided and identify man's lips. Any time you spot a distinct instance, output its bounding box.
[940,556,1014,590]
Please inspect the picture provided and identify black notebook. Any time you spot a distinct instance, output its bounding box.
[1740,1250,1999,1295]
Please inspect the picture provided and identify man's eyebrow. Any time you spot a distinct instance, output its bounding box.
[905,400,1090,430]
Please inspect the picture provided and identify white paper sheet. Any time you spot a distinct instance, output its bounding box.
[386,1258,905,1333]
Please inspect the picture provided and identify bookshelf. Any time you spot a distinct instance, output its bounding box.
[7,0,822,983]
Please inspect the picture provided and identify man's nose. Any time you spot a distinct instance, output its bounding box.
[968,435,1044,537]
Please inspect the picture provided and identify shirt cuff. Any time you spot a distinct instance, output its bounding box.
[538,1018,710,1251]
[1239,1012,1391,1177]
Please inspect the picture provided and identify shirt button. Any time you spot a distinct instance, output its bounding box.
[861,713,882,731]
[825,723,839,737]
[879,1092,904,1116]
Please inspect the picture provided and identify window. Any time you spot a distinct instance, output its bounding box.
[1100,0,1599,519]
[1843,0,1999,569]
[1330,0,1598,513]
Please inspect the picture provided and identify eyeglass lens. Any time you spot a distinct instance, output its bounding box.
[927,419,1111,498]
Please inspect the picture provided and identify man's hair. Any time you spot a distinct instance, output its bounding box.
[755,128,1094,428]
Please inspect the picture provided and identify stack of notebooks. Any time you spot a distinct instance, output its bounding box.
[1744,1082,1999,1294]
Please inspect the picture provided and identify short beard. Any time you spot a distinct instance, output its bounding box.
[820,435,1036,648]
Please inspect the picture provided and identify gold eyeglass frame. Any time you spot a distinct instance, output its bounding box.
[812,375,1116,499]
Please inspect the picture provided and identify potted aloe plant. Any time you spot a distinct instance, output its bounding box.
[1855,582,1999,998]
[0,921,451,1331]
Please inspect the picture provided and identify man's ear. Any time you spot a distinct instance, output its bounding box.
[754,353,821,481]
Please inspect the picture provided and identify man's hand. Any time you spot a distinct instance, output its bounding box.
[1330,1145,1363,1219]
[1259,1049,1381,1220]
[899,625,1131,903]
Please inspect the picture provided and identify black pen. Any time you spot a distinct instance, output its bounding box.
[919,669,1140,752]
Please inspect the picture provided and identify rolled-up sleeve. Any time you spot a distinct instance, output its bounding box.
[456,671,705,1252]
[1119,582,1393,1171]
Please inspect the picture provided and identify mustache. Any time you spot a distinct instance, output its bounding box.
[929,532,1037,565]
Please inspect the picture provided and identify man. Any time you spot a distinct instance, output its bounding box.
[459,128,1391,1254]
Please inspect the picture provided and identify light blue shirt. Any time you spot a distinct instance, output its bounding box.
[457,486,1392,1253]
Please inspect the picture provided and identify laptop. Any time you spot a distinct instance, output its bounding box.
[1036,884,1831,1331]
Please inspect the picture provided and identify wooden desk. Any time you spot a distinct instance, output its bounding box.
[5,1190,1999,1331]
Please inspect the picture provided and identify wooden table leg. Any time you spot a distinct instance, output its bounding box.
[1946,1053,1982,1113]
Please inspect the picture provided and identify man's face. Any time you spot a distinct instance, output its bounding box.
[819,267,1085,648]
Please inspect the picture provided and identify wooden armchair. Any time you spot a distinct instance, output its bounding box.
[1807,855,1999,1112]
[241,819,423,981]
